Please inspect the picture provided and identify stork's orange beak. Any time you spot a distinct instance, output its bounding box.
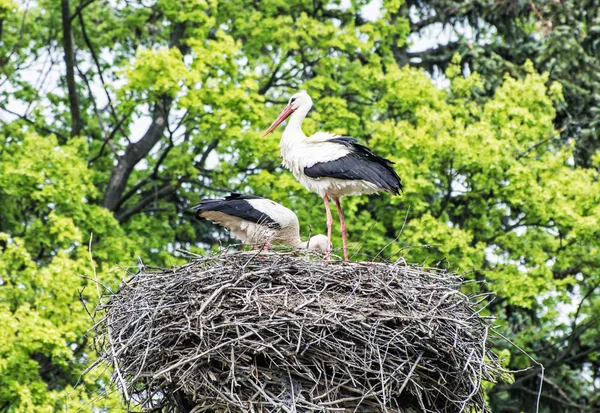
[262,105,295,137]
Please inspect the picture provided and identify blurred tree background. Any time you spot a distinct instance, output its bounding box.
[0,0,599,412]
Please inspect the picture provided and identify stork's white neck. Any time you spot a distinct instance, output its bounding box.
[283,103,311,139]
[290,238,308,249]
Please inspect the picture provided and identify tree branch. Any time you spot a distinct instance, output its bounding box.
[407,41,461,71]
[76,64,106,137]
[87,113,128,166]
[434,159,454,218]
[103,22,188,213]
[516,133,559,159]
[115,183,176,223]
[258,57,287,95]
[411,14,442,31]
[0,106,67,141]
[5,0,30,66]
[69,0,96,22]
[195,138,220,170]
[572,280,600,327]
[115,139,176,211]
[508,382,599,412]
[78,10,125,135]
[61,0,83,136]
[102,100,172,211]
[390,4,410,68]
[319,9,367,27]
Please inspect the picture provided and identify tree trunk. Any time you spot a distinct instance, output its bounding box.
[102,101,171,211]
[102,22,188,213]
[61,0,83,137]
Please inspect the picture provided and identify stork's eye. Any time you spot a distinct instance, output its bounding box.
[290,97,297,103]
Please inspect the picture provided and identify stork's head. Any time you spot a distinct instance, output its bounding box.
[306,234,330,252]
[262,91,313,137]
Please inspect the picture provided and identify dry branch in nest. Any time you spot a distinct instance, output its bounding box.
[94,252,503,412]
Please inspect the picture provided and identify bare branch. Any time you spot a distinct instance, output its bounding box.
[4,0,31,66]
[508,381,599,412]
[434,158,455,219]
[258,58,286,95]
[516,131,561,159]
[319,9,367,27]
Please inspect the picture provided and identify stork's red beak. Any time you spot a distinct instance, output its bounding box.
[262,105,295,137]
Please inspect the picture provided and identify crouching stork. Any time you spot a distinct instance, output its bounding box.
[193,193,329,252]
[262,92,403,261]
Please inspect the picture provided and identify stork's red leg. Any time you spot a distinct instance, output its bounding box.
[262,240,270,252]
[334,198,349,261]
[323,194,333,258]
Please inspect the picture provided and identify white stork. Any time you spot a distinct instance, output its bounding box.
[192,193,329,252]
[262,92,402,261]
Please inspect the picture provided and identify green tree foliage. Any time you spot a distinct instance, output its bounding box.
[0,0,599,412]
[400,0,600,167]
[0,135,130,411]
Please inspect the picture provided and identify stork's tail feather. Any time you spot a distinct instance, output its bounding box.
[386,170,403,195]
[191,195,282,229]
[315,136,403,195]
[191,199,223,220]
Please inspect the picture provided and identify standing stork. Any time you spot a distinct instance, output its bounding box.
[262,92,402,261]
[193,193,329,252]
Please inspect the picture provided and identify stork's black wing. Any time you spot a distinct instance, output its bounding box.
[224,193,264,201]
[192,193,281,229]
[303,137,403,194]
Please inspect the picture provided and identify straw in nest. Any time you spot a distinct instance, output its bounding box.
[93,252,503,412]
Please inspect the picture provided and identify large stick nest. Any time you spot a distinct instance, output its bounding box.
[94,253,503,412]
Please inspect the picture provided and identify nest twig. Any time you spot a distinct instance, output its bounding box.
[93,252,503,412]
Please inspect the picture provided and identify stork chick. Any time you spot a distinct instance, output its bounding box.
[193,193,329,252]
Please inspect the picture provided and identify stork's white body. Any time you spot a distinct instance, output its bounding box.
[194,194,328,251]
[280,130,385,198]
[201,198,301,246]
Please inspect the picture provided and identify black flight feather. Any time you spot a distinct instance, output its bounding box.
[192,193,281,229]
[223,193,264,201]
[303,137,403,195]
